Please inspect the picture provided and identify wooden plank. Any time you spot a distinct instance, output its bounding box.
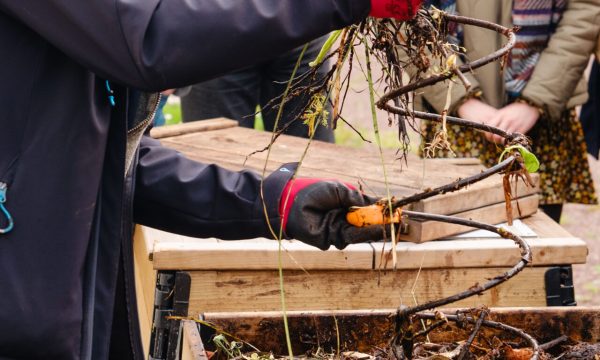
[140,226,220,261]
[133,226,156,355]
[524,210,575,238]
[151,235,374,270]
[158,136,425,195]
[158,127,473,192]
[150,118,238,139]
[145,212,587,271]
[423,157,482,166]
[402,194,539,242]
[414,172,539,214]
[182,320,209,360]
[186,267,549,315]
[371,236,588,270]
[150,233,587,271]
[156,126,539,229]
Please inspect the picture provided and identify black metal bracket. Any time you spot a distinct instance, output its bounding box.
[149,271,192,360]
[545,265,577,306]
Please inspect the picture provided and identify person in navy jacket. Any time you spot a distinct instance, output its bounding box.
[0,1,419,358]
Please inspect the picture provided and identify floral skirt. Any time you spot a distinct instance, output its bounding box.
[421,109,597,205]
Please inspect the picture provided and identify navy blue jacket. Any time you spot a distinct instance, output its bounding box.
[0,1,369,359]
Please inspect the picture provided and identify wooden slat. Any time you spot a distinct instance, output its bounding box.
[145,212,587,271]
[151,236,374,271]
[371,235,588,270]
[150,118,238,139]
[182,320,209,360]
[156,125,540,237]
[524,210,575,238]
[158,127,474,187]
[133,226,156,355]
[186,267,550,315]
[402,194,539,242]
[158,127,487,197]
[150,234,588,270]
[414,171,539,214]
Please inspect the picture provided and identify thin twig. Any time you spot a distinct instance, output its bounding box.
[457,309,488,360]
[393,155,516,208]
[415,313,541,360]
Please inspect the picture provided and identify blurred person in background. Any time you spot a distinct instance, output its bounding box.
[181,36,336,142]
[417,0,600,223]
[0,0,420,359]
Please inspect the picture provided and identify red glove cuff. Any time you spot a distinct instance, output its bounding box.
[279,179,356,232]
[369,0,421,20]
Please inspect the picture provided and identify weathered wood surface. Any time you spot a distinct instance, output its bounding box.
[153,122,539,241]
[134,226,156,355]
[186,267,550,315]
[150,118,238,139]
[406,194,538,242]
[200,307,600,355]
[137,212,587,271]
[156,124,537,201]
[182,320,209,360]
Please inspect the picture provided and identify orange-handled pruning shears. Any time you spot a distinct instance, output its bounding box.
[346,203,402,227]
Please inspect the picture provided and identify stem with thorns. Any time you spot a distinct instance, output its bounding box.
[399,210,532,314]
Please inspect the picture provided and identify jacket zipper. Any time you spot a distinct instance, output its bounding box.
[127,93,162,135]
[122,93,161,360]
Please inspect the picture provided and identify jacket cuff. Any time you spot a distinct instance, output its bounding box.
[258,163,298,239]
[520,87,563,122]
[341,0,371,24]
[449,88,483,116]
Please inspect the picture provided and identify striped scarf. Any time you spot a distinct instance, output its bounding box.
[424,0,567,97]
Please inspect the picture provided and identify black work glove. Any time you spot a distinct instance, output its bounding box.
[280,178,387,250]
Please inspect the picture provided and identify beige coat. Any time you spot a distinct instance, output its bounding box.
[415,0,600,122]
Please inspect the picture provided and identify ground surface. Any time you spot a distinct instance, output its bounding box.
[563,157,600,306]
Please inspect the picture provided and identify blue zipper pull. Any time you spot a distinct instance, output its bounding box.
[0,182,14,234]
[105,80,116,107]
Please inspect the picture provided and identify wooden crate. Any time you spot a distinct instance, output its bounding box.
[135,210,587,358]
[135,211,587,323]
[150,119,539,243]
[137,120,586,359]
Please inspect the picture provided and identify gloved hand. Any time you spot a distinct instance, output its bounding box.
[279,178,387,250]
[369,0,423,20]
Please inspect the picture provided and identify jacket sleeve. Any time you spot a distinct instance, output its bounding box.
[132,135,295,240]
[0,0,369,91]
[521,0,600,121]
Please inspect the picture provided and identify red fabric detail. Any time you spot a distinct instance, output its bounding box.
[279,178,356,232]
[369,0,422,19]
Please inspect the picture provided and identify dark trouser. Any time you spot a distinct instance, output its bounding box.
[541,203,563,223]
[580,60,600,159]
[180,35,334,143]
